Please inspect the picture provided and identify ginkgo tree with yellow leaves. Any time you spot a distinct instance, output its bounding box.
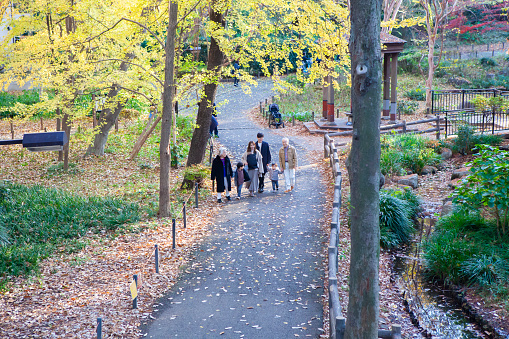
[0,0,223,216]
[185,0,351,167]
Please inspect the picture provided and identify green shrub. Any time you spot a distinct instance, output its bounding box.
[398,50,427,74]
[479,57,497,67]
[0,90,41,119]
[380,147,404,176]
[181,164,210,189]
[398,100,419,115]
[282,111,313,122]
[423,209,509,291]
[423,226,474,283]
[460,254,504,287]
[453,145,509,238]
[405,87,426,101]
[379,190,417,249]
[452,124,502,154]
[0,181,141,279]
[380,134,441,175]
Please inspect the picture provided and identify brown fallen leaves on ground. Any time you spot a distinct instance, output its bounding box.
[0,118,227,338]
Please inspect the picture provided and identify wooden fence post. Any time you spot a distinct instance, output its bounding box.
[10,122,14,139]
[436,116,440,140]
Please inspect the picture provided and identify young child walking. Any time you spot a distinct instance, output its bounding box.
[268,163,283,192]
[233,162,250,199]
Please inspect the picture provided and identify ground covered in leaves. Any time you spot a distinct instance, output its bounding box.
[0,118,223,338]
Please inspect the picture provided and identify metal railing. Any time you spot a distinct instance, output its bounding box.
[431,89,509,137]
[323,134,401,339]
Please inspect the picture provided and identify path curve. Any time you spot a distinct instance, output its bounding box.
[142,80,327,338]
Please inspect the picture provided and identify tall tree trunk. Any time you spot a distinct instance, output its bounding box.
[425,36,435,110]
[159,0,178,217]
[345,0,382,337]
[186,1,224,166]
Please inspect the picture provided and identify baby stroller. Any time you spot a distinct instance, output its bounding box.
[268,103,284,129]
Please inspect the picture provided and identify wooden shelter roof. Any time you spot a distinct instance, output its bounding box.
[380,31,406,54]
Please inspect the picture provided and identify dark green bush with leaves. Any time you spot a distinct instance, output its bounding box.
[380,134,441,175]
[0,181,141,279]
[379,189,420,249]
[479,57,497,67]
[181,164,210,189]
[446,124,502,154]
[282,111,313,122]
[452,145,509,238]
[405,87,426,101]
[423,209,509,296]
[398,100,419,115]
[0,90,41,119]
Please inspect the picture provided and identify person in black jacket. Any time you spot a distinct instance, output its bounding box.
[255,132,271,193]
[211,147,232,203]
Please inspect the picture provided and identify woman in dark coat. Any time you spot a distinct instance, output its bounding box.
[211,147,233,203]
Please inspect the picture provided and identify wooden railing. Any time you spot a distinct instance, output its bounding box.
[327,116,442,140]
[324,134,402,339]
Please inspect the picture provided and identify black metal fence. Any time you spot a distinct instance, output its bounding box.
[431,89,509,137]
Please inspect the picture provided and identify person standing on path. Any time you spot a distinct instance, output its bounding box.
[233,61,240,87]
[233,162,250,199]
[279,137,297,193]
[241,141,264,197]
[255,132,271,193]
[211,147,233,203]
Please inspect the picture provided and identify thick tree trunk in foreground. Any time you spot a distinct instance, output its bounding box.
[158,0,178,217]
[345,0,382,337]
[186,1,224,166]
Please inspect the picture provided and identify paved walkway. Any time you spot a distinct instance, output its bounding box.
[142,80,327,338]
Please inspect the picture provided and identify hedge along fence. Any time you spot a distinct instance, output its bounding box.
[323,134,402,339]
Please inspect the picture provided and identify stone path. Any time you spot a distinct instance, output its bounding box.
[142,80,327,338]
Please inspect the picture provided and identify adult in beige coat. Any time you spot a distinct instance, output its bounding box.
[241,141,264,197]
[278,137,297,192]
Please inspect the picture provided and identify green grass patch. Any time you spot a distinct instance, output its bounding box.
[0,181,141,280]
[380,134,441,176]
[379,188,420,249]
[423,209,509,299]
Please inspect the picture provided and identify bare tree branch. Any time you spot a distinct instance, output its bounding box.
[84,17,165,49]
[176,0,203,27]
[116,85,156,106]
[91,58,164,87]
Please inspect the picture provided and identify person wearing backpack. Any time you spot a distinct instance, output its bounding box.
[241,141,264,197]
[255,132,271,193]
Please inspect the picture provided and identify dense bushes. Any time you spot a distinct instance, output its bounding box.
[282,111,313,122]
[379,189,421,249]
[440,124,502,154]
[423,210,509,297]
[398,100,419,115]
[404,87,426,101]
[0,182,141,279]
[380,134,441,175]
[453,145,509,237]
[0,90,41,119]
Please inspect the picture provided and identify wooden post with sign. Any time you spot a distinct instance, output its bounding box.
[131,275,138,309]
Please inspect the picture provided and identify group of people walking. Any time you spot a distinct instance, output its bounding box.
[210,133,298,203]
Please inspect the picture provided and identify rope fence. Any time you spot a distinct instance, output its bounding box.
[95,181,202,338]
